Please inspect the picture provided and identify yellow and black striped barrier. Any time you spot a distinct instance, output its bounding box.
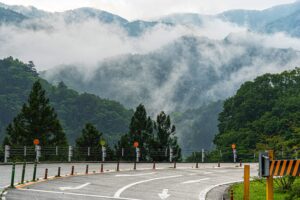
[259,151,300,200]
[270,160,300,177]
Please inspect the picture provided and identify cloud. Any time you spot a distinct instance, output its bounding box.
[1,14,300,115]
[0,16,247,71]
[0,0,297,20]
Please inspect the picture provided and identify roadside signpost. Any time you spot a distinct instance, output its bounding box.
[100,139,106,162]
[4,145,10,163]
[134,141,140,162]
[169,148,173,163]
[232,144,237,163]
[33,139,41,162]
[68,146,73,162]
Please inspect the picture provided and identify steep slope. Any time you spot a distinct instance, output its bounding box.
[43,35,300,114]
[215,68,300,160]
[0,57,133,144]
[218,1,300,30]
[174,101,223,154]
[0,7,26,23]
[265,10,300,37]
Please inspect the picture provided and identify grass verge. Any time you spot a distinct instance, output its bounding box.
[230,177,300,200]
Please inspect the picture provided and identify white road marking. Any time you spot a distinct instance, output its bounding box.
[18,188,141,200]
[59,182,91,191]
[181,178,210,184]
[116,172,156,177]
[216,170,228,173]
[203,172,212,175]
[158,189,170,200]
[114,175,182,198]
[198,179,243,200]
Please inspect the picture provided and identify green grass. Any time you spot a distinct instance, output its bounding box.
[231,180,289,200]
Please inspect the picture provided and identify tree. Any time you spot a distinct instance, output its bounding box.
[214,68,300,161]
[76,123,104,161]
[4,80,67,146]
[115,104,153,161]
[76,123,102,148]
[152,111,181,161]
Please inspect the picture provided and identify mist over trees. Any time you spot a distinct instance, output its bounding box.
[0,57,132,145]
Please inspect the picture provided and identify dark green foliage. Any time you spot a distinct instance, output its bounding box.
[151,111,181,161]
[115,104,153,160]
[285,178,300,200]
[76,123,102,148]
[75,123,104,161]
[0,57,132,145]
[115,105,181,161]
[4,80,67,146]
[214,68,300,160]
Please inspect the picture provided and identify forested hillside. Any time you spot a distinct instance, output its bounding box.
[0,57,133,144]
[214,68,300,160]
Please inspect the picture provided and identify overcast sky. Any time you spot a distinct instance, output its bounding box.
[0,0,297,20]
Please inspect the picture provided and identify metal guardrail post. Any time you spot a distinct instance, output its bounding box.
[57,167,61,177]
[86,165,89,174]
[71,166,74,175]
[32,162,37,181]
[10,163,15,188]
[44,168,48,179]
[21,162,26,184]
[117,162,120,172]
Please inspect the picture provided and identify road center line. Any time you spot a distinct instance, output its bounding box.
[181,178,210,184]
[116,172,156,177]
[114,175,183,198]
[18,188,141,200]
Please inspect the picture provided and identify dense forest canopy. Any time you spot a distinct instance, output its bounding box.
[214,68,300,160]
[0,57,133,144]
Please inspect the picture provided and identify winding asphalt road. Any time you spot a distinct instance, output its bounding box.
[1,163,258,200]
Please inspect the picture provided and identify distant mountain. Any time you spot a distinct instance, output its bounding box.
[174,101,223,154]
[2,1,300,37]
[0,7,26,24]
[264,10,300,37]
[0,2,49,18]
[218,1,300,37]
[219,1,300,28]
[62,7,128,24]
[43,34,300,114]
[159,13,204,26]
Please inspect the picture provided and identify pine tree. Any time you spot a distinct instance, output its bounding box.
[76,123,104,161]
[115,104,153,161]
[153,111,181,161]
[4,80,68,146]
[76,123,102,148]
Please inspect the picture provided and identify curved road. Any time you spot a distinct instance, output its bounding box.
[3,163,258,200]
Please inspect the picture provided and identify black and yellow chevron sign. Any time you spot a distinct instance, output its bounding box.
[270,160,300,176]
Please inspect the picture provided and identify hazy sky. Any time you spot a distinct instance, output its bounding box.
[0,0,297,20]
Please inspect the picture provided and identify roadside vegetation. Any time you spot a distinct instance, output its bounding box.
[231,177,300,200]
